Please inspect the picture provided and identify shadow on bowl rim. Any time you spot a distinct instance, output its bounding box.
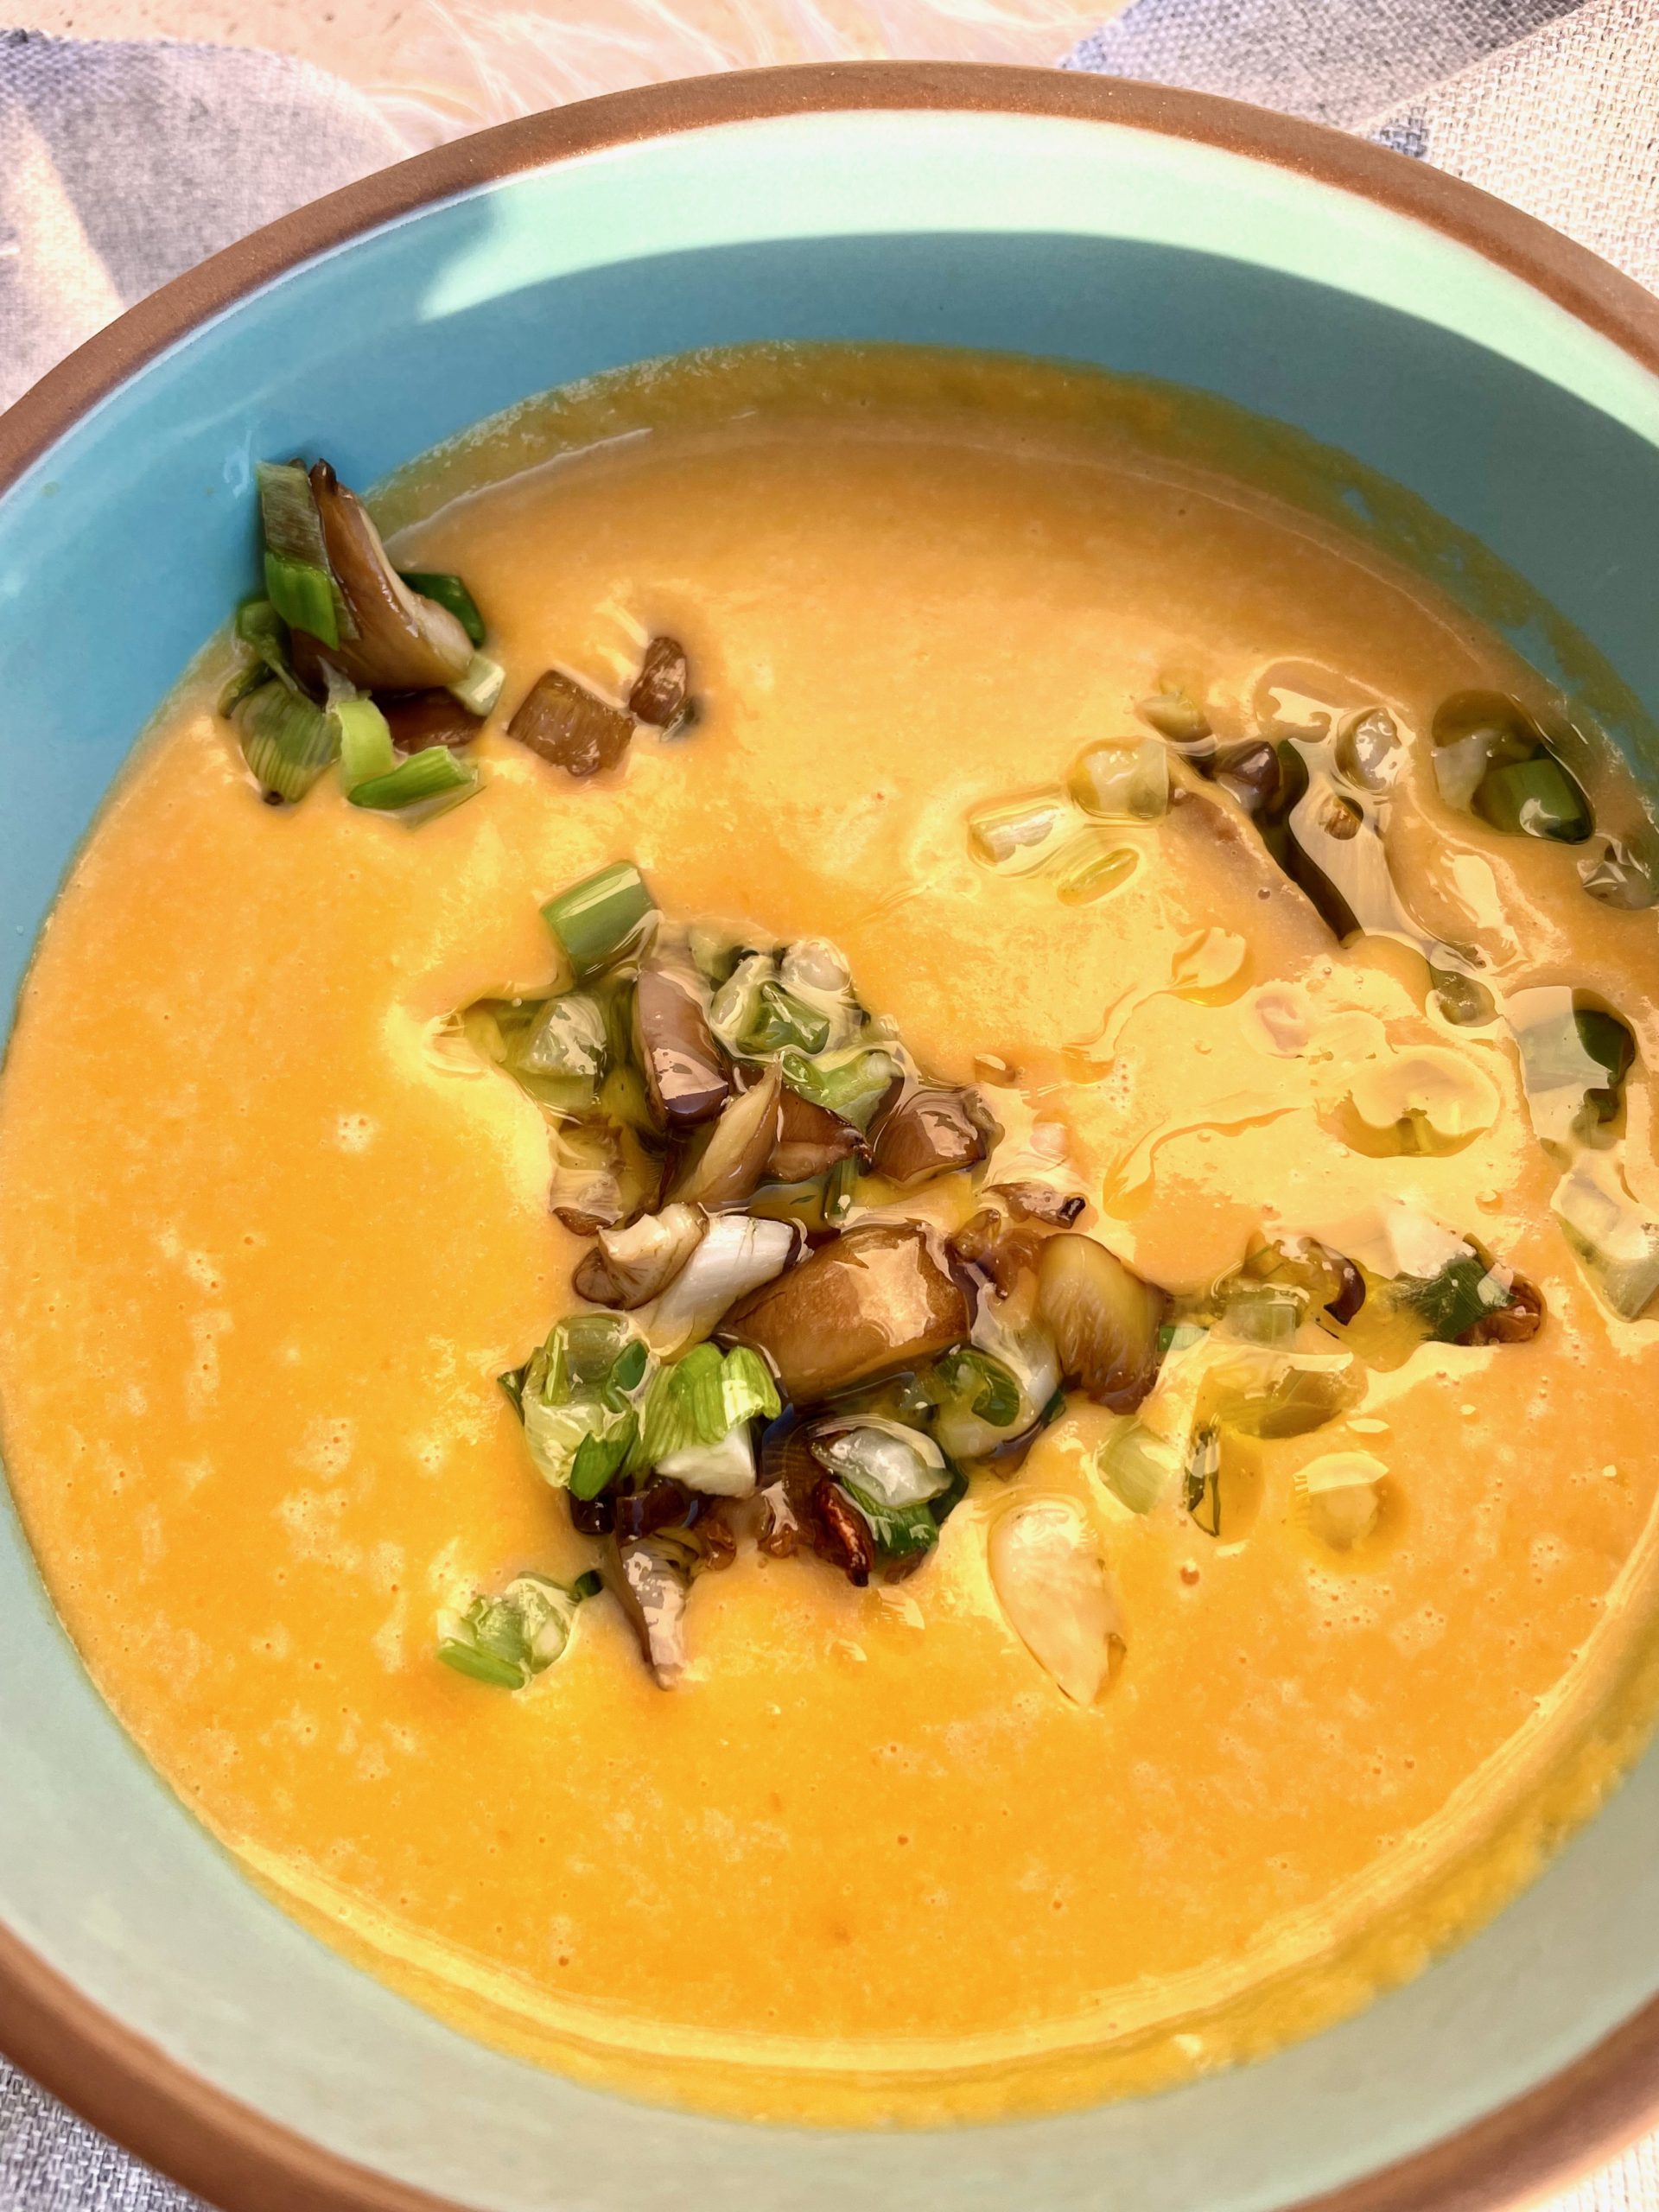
[3,56,1659,2212]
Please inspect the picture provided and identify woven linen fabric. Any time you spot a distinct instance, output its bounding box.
[0,28,417,410]
[3,1,1659,2204]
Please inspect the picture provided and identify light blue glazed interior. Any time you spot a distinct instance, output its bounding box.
[3,105,1659,2212]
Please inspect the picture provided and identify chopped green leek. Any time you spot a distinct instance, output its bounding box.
[398,569,486,647]
[569,1420,637,1500]
[635,1344,779,1471]
[779,1046,897,1128]
[1397,1253,1508,1342]
[263,550,339,646]
[742,982,831,1055]
[334,695,396,789]
[840,1478,940,1560]
[437,1639,523,1688]
[346,746,480,822]
[1472,753,1592,842]
[719,1345,781,1430]
[570,1569,604,1601]
[497,1365,527,1417]
[437,1570,596,1690]
[449,650,505,717]
[542,861,657,976]
[235,594,284,647]
[234,681,338,801]
[1098,1422,1179,1514]
[931,1347,1021,1428]
[609,1338,649,1395]
[544,1313,638,1400]
[256,460,349,644]
[518,994,609,1087]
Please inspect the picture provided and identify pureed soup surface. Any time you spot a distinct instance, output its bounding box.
[4,346,1659,2125]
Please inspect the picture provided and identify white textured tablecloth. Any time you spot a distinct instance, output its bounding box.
[3,0,1659,2202]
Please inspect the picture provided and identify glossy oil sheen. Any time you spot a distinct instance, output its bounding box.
[2,108,1659,2212]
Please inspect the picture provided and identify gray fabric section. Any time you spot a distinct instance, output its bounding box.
[1065,0,1583,126]
[0,28,410,409]
[0,2068,200,2210]
[1366,0,1659,293]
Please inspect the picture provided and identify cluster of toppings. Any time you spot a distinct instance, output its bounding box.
[225,471,1645,1696]
[437,863,1550,1694]
[976,676,1654,1322]
[218,457,691,819]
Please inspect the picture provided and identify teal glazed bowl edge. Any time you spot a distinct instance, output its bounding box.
[3,60,1659,2212]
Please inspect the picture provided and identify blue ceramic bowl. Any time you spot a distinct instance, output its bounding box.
[3,63,1659,2212]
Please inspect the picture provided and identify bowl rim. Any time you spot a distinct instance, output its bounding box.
[4,55,1659,2212]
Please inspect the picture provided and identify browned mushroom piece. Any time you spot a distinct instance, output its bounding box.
[723,1220,969,1404]
[950,1207,1030,1296]
[549,1119,664,1236]
[1322,1247,1368,1326]
[671,1065,781,1206]
[757,1480,802,1559]
[766,1088,863,1185]
[1209,740,1285,817]
[506,668,634,777]
[628,635,690,727]
[871,1084,995,1187]
[634,966,731,1130]
[1036,1234,1167,1413]
[1460,1274,1546,1345]
[571,1203,706,1307]
[612,1479,695,1542]
[810,1477,875,1587]
[380,690,485,753]
[608,1531,700,1688]
[307,462,474,691]
[990,1181,1087,1227]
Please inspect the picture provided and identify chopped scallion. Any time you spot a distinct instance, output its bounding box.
[1396,1253,1508,1342]
[263,550,340,647]
[448,650,505,717]
[779,1046,897,1129]
[497,1364,528,1418]
[436,1570,596,1690]
[840,1478,940,1560]
[397,570,486,647]
[609,1338,649,1395]
[256,460,351,643]
[334,695,396,789]
[235,595,283,646]
[720,1345,781,1431]
[234,681,338,801]
[346,745,480,823]
[1473,753,1592,843]
[436,1639,524,1688]
[569,1420,637,1500]
[932,1346,1021,1427]
[741,982,832,1055]
[541,861,657,976]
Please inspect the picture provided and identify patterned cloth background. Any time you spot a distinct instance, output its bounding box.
[3,0,1659,2202]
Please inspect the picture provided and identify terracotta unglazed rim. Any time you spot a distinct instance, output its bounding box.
[3,55,1659,2212]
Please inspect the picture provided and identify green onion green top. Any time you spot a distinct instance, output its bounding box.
[542,861,657,976]
[398,569,486,647]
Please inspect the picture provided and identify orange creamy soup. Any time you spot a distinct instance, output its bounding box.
[4,347,1659,2125]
